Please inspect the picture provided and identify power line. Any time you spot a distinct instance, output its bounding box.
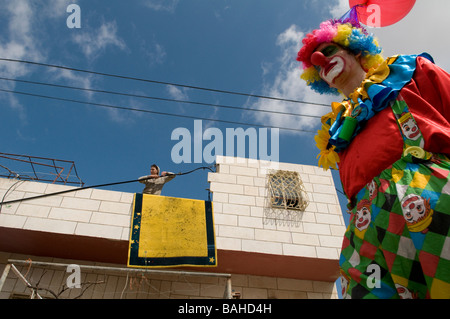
[0,76,324,119]
[0,57,330,107]
[0,87,317,133]
[0,165,215,206]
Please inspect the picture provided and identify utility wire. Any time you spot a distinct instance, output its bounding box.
[0,165,215,206]
[0,77,324,119]
[0,57,330,107]
[0,87,318,133]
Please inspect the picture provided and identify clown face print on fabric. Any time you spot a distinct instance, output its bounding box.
[367,180,378,200]
[340,274,350,299]
[395,284,417,299]
[400,194,433,232]
[355,199,371,231]
[399,113,421,141]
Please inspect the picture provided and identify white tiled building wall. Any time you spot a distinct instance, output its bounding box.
[0,178,133,241]
[209,155,346,260]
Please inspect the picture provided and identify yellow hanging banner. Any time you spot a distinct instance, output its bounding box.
[127,193,217,268]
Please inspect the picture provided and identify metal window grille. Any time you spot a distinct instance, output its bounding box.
[268,170,308,211]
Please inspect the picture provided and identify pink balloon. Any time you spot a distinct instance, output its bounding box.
[349,0,416,27]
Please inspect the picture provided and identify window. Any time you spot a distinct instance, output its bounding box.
[267,170,308,211]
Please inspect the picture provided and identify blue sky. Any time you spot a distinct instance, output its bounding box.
[1,0,449,236]
[0,0,335,199]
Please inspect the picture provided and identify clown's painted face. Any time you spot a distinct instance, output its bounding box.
[401,194,426,224]
[311,42,362,90]
[355,205,371,231]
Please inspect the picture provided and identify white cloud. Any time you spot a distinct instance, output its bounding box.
[103,100,134,124]
[328,0,348,20]
[140,39,166,66]
[40,0,74,19]
[0,1,44,77]
[167,85,189,101]
[166,85,192,116]
[49,68,94,99]
[0,0,45,119]
[0,1,127,122]
[72,21,127,61]
[251,25,335,136]
[151,42,166,64]
[141,0,179,13]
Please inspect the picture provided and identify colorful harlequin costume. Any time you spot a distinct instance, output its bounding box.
[297,17,450,298]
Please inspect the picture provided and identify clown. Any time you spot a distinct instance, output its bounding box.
[297,14,450,299]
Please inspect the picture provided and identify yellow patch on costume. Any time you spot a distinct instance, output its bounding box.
[391,273,409,288]
[391,167,404,184]
[354,228,367,240]
[430,278,450,299]
[410,172,430,189]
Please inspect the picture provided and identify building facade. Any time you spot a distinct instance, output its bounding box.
[0,155,346,299]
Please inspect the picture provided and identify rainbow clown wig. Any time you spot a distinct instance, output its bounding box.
[297,18,383,95]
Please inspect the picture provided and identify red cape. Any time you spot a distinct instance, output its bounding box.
[338,56,450,199]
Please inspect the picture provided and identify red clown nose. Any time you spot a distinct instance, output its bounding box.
[311,51,327,67]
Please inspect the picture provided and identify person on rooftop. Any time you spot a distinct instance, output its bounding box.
[297,15,450,299]
[138,164,175,195]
